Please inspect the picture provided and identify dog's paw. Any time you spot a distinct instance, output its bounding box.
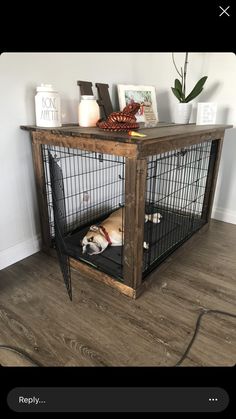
[150,213,162,223]
[143,241,149,250]
[151,214,161,224]
[145,213,162,224]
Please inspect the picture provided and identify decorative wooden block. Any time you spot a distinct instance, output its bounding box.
[77,80,94,96]
[95,83,114,119]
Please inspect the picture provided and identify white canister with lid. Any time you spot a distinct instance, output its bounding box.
[78,95,100,127]
[35,84,62,127]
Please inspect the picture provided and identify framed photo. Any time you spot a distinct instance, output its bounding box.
[117,84,158,123]
[196,102,217,125]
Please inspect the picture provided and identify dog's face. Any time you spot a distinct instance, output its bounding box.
[81,226,109,255]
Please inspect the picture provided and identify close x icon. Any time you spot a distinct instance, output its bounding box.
[218,5,231,16]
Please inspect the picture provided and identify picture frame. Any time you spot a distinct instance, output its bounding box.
[117,84,158,123]
[196,102,217,125]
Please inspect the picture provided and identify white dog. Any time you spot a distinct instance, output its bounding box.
[82,208,162,255]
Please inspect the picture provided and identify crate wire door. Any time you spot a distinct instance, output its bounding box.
[45,146,125,299]
[48,152,72,300]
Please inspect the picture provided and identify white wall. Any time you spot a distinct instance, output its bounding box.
[200,53,236,224]
[0,53,235,270]
[0,53,136,269]
[132,53,236,224]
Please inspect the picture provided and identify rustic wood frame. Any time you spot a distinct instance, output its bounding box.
[22,123,231,298]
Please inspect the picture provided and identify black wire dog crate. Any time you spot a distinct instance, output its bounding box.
[21,124,230,299]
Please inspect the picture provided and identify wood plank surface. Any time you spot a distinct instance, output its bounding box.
[0,220,235,367]
[31,136,51,251]
[203,138,224,221]
[70,258,135,298]
[123,158,147,288]
[21,124,232,144]
[22,125,232,159]
[32,131,138,158]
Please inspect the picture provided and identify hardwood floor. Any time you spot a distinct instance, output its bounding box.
[0,220,235,367]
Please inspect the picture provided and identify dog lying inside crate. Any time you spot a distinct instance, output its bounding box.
[82,207,162,255]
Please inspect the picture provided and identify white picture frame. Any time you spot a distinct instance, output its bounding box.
[196,102,217,125]
[117,84,158,123]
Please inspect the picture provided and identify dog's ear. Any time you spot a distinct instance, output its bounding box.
[90,225,99,231]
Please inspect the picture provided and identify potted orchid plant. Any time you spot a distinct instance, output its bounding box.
[171,53,208,124]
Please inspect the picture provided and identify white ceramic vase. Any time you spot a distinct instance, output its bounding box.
[174,103,192,124]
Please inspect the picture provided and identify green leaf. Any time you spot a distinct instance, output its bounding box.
[171,87,182,102]
[184,76,207,102]
[174,78,182,94]
[185,88,203,103]
[174,79,185,101]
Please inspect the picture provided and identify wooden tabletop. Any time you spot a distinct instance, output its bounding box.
[20,123,232,145]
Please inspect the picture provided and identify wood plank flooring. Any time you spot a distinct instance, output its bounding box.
[0,220,235,366]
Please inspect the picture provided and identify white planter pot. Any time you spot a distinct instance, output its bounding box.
[174,103,192,124]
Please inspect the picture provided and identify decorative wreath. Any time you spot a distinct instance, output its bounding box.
[97,103,140,131]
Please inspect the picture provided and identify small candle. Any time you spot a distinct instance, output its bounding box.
[78,95,100,127]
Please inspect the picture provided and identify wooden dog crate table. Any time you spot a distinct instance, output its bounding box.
[21,123,231,299]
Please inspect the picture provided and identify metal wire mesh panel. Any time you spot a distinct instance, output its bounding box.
[49,153,72,300]
[143,140,216,278]
[42,145,125,281]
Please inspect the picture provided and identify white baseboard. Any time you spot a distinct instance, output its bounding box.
[211,207,236,225]
[0,235,41,270]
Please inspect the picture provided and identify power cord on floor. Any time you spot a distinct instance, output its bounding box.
[174,308,236,366]
[0,345,43,367]
[0,309,235,367]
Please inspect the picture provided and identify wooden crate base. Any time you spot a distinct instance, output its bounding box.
[70,258,136,299]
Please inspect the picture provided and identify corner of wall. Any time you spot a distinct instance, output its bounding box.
[0,235,41,271]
